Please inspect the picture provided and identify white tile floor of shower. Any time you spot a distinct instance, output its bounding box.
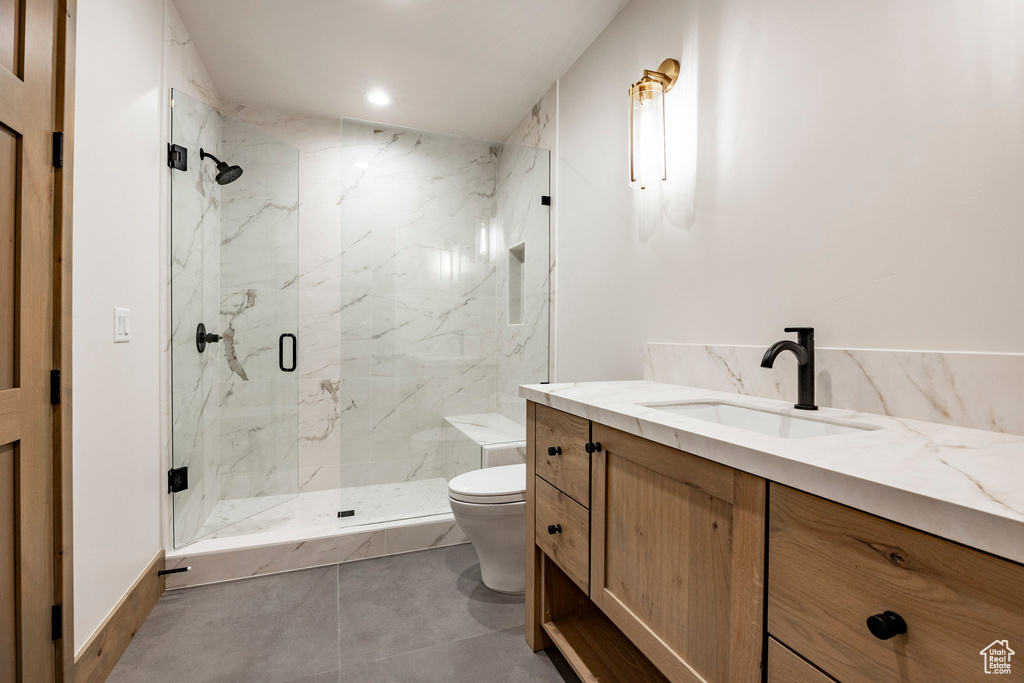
[165,478,465,590]
[197,478,453,541]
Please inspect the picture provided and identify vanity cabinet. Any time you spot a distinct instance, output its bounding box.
[525,400,1024,683]
[768,483,1024,683]
[526,402,765,683]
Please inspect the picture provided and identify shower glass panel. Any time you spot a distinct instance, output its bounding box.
[170,89,300,547]
[337,119,550,524]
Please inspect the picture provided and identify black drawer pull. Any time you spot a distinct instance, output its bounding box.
[867,611,907,640]
[547,446,562,456]
[547,524,562,535]
[585,442,602,454]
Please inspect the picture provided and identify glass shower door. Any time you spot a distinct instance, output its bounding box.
[170,90,300,547]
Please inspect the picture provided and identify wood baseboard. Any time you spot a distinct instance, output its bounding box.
[74,550,165,683]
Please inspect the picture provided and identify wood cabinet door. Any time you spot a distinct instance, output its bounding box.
[590,423,765,683]
[0,0,61,679]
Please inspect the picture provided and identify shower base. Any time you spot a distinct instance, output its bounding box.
[164,478,466,589]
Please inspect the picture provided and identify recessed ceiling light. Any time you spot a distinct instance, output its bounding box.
[354,161,370,169]
[366,90,392,106]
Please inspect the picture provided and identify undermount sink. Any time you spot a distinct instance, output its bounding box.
[641,401,879,439]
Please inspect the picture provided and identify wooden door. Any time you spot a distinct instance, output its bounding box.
[590,423,766,683]
[0,0,63,680]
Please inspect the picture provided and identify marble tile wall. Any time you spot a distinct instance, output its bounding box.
[170,99,552,548]
[493,141,551,424]
[341,119,502,487]
[169,89,223,547]
[222,105,353,495]
[218,116,301,502]
[164,0,223,550]
[502,86,557,390]
[644,342,1024,436]
[164,10,553,551]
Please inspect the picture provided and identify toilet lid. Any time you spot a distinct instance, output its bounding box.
[448,464,526,504]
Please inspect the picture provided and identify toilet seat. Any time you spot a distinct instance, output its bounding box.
[448,464,526,504]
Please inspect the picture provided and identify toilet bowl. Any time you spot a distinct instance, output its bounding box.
[448,464,527,594]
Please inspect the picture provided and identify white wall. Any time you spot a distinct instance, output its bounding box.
[73,0,166,653]
[554,0,1024,382]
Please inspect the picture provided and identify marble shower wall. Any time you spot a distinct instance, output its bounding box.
[341,119,501,486]
[503,85,557,390]
[218,116,300,501]
[194,110,551,497]
[222,105,354,495]
[493,142,551,424]
[169,89,223,546]
[644,342,1024,436]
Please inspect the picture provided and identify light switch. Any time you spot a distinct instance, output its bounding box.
[114,307,130,343]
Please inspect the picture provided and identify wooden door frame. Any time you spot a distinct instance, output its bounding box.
[53,0,76,679]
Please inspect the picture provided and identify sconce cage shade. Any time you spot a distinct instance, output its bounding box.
[629,58,679,190]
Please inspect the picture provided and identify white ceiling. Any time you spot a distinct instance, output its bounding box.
[172,0,628,141]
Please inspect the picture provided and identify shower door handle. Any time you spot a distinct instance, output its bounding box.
[279,333,297,373]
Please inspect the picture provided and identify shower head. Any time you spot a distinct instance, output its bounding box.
[199,148,244,185]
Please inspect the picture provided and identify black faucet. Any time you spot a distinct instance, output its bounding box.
[761,327,817,410]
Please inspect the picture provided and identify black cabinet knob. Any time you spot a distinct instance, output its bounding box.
[866,611,907,640]
[547,524,562,535]
[547,446,562,456]
[585,442,602,454]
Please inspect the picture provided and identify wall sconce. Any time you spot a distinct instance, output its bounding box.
[629,58,679,189]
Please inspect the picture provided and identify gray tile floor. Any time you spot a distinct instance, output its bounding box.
[109,544,580,683]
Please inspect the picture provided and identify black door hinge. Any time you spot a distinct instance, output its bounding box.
[52,132,64,168]
[541,195,551,206]
[50,369,61,405]
[168,143,187,171]
[168,466,188,493]
[51,604,62,640]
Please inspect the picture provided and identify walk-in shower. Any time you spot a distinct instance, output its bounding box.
[169,89,550,552]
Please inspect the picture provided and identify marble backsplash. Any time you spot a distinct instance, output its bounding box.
[644,342,1024,436]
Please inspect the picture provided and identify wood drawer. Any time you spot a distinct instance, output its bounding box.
[769,483,1024,683]
[534,404,590,507]
[535,476,590,594]
[767,638,837,683]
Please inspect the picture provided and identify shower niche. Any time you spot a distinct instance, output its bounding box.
[508,242,525,326]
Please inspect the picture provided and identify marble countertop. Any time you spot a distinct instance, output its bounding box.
[519,381,1024,564]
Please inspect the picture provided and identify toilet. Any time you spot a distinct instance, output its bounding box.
[448,464,527,594]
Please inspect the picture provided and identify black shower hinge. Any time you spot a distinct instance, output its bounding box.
[168,466,188,493]
[51,604,62,640]
[167,143,188,171]
[50,369,61,405]
[338,510,355,518]
[52,131,64,168]
[541,195,551,206]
